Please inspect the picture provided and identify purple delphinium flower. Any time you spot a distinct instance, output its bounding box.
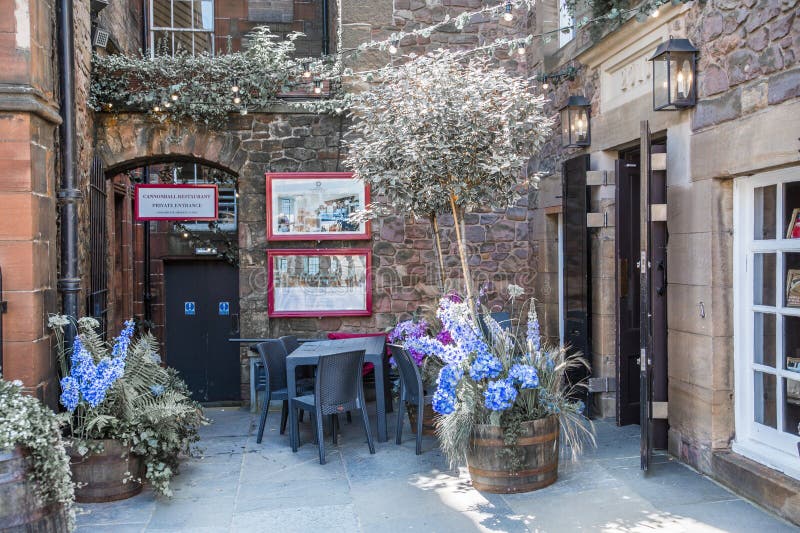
[435,329,454,346]
[509,364,539,389]
[389,319,428,366]
[484,378,518,411]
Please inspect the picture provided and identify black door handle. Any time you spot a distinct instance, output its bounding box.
[231,313,240,335]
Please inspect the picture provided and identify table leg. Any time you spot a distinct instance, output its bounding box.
[287,361,298,450]
[249,358,257,413]
[374,359,388,442]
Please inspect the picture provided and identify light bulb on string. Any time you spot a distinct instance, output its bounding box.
[651,7,659,17]
[182,232,189,238]
[231,79,239,93]
[171,93,179,101]
[313,80,323,94]
[388,40,399,55]
[502,1,514,22]
[542,82,549,90]
[164,101,171,109]
[153,105,161,112]
[302,62,312,78]
[233,95,241,104]
[517,46,526,55]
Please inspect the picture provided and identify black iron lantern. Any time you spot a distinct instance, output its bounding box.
[560,95,591,148]
[649,37,698,110]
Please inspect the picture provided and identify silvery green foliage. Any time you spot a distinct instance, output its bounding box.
[0,377,76,530]
[344,49,553,216]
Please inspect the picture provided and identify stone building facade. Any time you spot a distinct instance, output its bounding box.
[1,0,798,524]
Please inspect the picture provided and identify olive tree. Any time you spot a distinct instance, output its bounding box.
[345,49,553,305]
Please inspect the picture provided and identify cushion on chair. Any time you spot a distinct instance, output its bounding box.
[326,332,388,376]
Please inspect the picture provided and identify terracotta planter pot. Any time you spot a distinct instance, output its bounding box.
[0,447,69,532]
[467,415,559,494]
[407,404,437,436]
[69,440,143,503]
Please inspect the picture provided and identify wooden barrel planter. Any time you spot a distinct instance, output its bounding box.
[0,447,68,532]
[467,415,559,494]
[407,404,437,436]
[69,439,143,503]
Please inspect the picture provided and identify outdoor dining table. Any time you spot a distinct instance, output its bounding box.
[286,336,391,448]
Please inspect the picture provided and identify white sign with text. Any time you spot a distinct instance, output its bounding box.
[135,184,218,221]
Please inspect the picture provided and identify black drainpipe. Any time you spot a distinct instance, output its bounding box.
[322,0,330,55]
[57,0,81,334]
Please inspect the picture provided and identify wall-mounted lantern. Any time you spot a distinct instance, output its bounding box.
[649,37,698,110]
[560,95,591,148]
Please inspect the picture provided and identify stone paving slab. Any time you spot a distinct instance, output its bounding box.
[76,407,795,532]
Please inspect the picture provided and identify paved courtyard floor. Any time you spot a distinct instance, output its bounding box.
[76,407,795,532]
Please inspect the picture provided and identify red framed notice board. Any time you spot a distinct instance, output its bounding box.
[267,248,372,317]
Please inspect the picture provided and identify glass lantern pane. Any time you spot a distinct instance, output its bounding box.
[783,378,800,435]
[754,371,777,428]
[561,108,570,146]
[673,55,693,104]
[575,109,588,144]
[754,185,777,240]
[754,312,776,367]
[784,182,800,239]
[652,58,669,109]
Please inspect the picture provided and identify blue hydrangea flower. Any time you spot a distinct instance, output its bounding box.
[432,388,456,415]
[437,364,464,394]
[469,351,503,381]
[150,384,165,397]
[509,364,539,389]
[484,378,518,411]
[59,376,79,412]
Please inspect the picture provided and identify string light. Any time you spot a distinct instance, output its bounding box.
[302,62,312,78]
[171,93,179,101]
[517,46,526,55]
[233,95,241,104]
[313,80,323,94]
[502,1,514,22]
[240,106,248,116]
[182,231,189,238]
[388,40,399,55]
[164,101,171,108]
[651,8,659,17]
[153,105,161,112]
[542,82,549,90]
[231,80,239,93]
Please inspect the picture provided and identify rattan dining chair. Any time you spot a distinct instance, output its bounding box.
[255,340,313,444]
[390,344,433,455]
[290,350,375,465]
[279,335,300,355]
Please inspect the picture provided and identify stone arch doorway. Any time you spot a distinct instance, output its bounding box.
[100,151,243,403]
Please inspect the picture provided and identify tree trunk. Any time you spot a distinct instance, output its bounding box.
[449,194,475,314]
[429,213,446,292]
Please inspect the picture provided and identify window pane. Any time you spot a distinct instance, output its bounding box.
[196,0,214,30]
[784,182,800,239]
[755,371,777,428]
[754,312,776,367]
[174,30,193,54]
[753,253,776,306]
[784,378,800,435]
[152,0,172,27]
[194,32,213,55]
[785,253,800,308]
[786,316,800,373]
[172,0,193,28]
[754,185,777,240]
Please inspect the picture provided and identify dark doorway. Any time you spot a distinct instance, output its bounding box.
[562,155,592,416]
[615,141,668,451]
[165,261,240,403]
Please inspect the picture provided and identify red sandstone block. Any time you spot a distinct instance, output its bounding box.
[0,33,30,84]
[2,338,54,389]
[0,114,31,142]
[4,290,45,342]
[0,240,50,289]
[0,158,33,191]
[0,0,16,33]
[0,192,33,240]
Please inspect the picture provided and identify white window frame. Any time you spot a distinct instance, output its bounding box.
[149,0,215,56]
[733,166,800,480]
[176,164,237,233]
[558,0,575,48]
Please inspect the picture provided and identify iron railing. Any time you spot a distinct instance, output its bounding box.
[0,266,7,372]
[87,156,108,336]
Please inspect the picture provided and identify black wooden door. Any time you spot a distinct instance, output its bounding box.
[165,261,240,403]
[563,155,591,416]
[616,154,642,426]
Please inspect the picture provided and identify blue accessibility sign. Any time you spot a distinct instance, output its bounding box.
[218,301,230,316]
[184,301,196,316]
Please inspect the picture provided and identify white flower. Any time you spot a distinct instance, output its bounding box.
[77,316,100,330]
[47,314,70,329]
[507,284,525,299]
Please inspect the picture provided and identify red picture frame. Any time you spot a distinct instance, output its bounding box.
[267,248,372,318]
[266,172,371,241]
[134,184,219,221]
